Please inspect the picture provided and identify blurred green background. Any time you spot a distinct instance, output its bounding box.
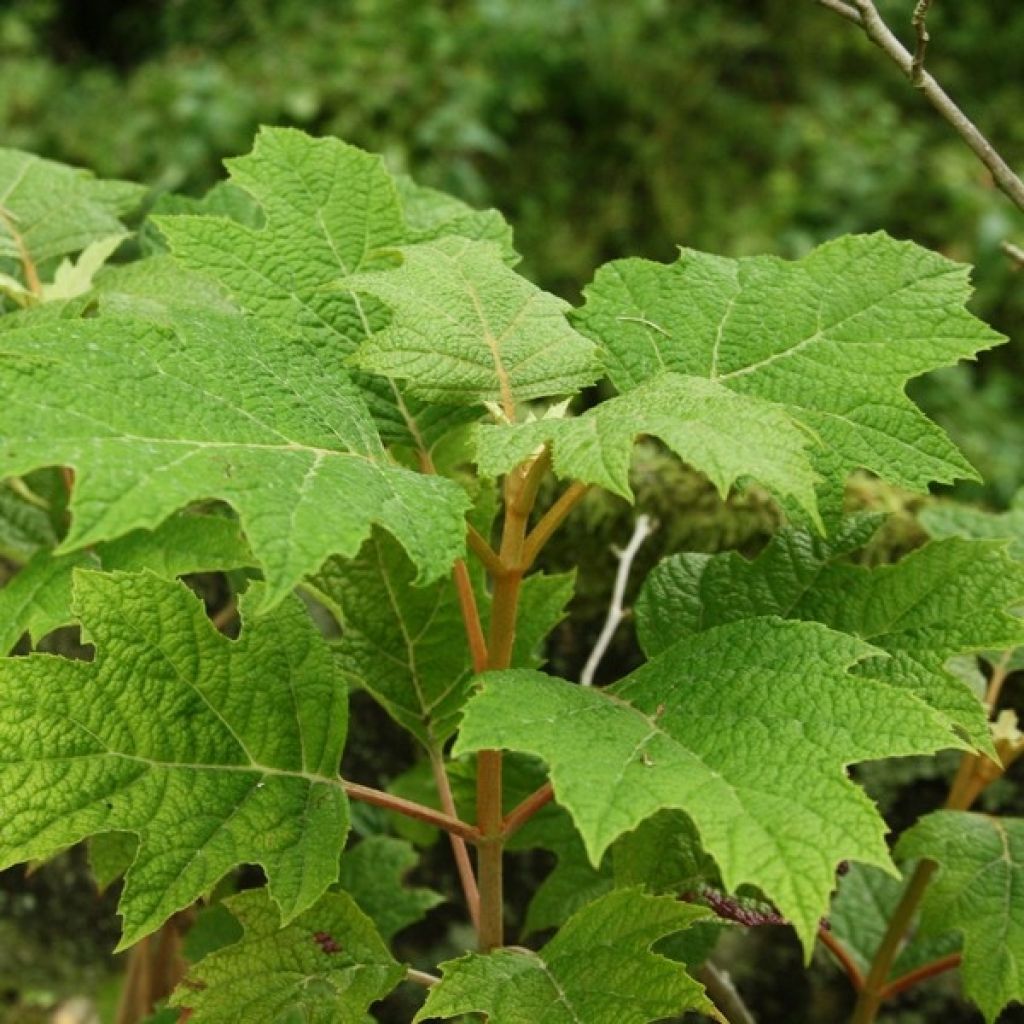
[1,1,1022,1022]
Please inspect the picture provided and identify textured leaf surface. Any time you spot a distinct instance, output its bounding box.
[0,571,350,945]
[416,888,718,1024]
[308,532,571,747]
[156,127,497,448]
[0,147,143,272]
[898,811,1024,1022]
[0,513,253,653]
[0,311,470,605]
[336,835,443,941]
[0,477,59,561]
[636,527,1024,750]
[573,233,1002,495]
[456,617,961,950]
[475,372,819,517]
[170,889,403,1023]
[921,489,1024,558]
[827,862,959,978]
[351,236,601,408]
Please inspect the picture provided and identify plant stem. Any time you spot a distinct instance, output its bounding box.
[467,524,504,576]
[521,480,589,568]
[695,961,756,1024]
[342,780,480,842]
[430,746,481,930]
[452,558,489,673]
[406,967,440,988]
[879,952,961,1001]
[820,927,865,990]
[503,781,554,839]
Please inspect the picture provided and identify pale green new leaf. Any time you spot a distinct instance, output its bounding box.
[350,236,601,407]
[155,127,490,448]
[0,311,470,606]
[0,512,253,653]
[636,529,1024,750]
[475,373,820,518]
[416,888,719,1024]
[308,531,571,747]
[170,889,404,1023]
[573,233,1003,497]
[0,571,350,946]
[0,147,143,273]
[336,835,443,941]
[42,233,127,301]
[456,617,962,951]
[897,811,1024,1022]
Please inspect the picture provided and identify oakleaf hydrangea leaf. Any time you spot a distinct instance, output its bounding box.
[350,236,601,409]
[475,373,820,519]
[573,233,1004,497]
[0,147,144,275]
[636,529,1024,750]
[455,617,962,951]
[897,811,1024,1023]
[170,888,404,1023]
[0,476,59,561]
[307,532,571,748]
[415,888,719,1024]
[827,862,959,979]
[0,311,470,606]
[921,488,1024,558]
[0,570,350,946]
[0,513,253,653]
[155,127,495,449]
[336,835,443,941]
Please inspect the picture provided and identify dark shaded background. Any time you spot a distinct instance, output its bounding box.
[1,1,1022,1021]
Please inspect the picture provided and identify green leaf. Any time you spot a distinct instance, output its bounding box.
[475,373,820,520]
[415,888,718,1024]
[455,617,962,952]
[0,147,144,274]
[41,233,127,301]
[0,512,253,653]
[351,235,601,408]
[170,889,404,1023]
[897,811,1024,1022]
[920,488,1024,559]
[636,529,1024,750]
[826,862,959,979]
[89,831,140,892]
[572,234,1003,497]
[307,531,571,747]
[0,570,350,946]
[0,310,470,606]
[94,255,239,319]
[0,476,59,562]
[154,127,485,449]
[336,835,443,941]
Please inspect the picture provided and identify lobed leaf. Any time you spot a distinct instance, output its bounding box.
[897,811,1024,1022]
[0,571,350,945]
[170,888,404,1023]
[456,617,962,952]
[0,311,470,607]
[415,888,719,1024]
[636,527,1024,751]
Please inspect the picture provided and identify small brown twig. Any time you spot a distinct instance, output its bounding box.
[819,926,865,990]
[520,481,590,568]
[879,952,962,1000]
[429,746,481,930]
[1001,240,1024,267]
[405,967,440,988]
[342,780,480,843]
[695,961,756,1024]
[910,0,934,85]
[502,781,554,840]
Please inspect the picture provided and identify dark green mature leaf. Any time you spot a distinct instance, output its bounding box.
[350,236,601,408]
[308,531,571,748]
[897,812,1024,1022]
[416,889,719,1024]
[0,147,143,273]
[0,476,59,561]
[456,617,962,951]
[0,311,470,606]
[636,529,1024,750]
[572,233,1003,497]
[170,889,404,1023]
[0,571,350,946]
[0,512,253,653]
[336,835,443,941]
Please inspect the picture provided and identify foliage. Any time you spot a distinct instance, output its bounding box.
[0,124,1022,1024]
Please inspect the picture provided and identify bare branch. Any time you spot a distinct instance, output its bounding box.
[696,961,757,1024]
[910,0,934,85]
[818,0,1024,212]
[1001,240,1024,268]
[580,514,655,687]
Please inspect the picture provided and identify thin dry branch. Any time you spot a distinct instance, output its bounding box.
[910,0,934,84]
[817,0,1024,212]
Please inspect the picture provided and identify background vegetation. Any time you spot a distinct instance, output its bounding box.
[1,1,1021,1021]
